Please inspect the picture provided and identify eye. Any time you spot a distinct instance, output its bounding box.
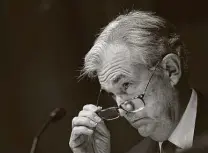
[123,82,132,90]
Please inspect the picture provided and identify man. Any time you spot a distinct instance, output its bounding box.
[69,11,208,153]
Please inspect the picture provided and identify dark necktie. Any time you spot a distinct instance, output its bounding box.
[161,141,177,153]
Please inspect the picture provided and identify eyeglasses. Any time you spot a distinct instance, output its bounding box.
[96,61,161,121]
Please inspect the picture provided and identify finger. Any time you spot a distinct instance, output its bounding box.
[83,104,102,112]
[95,120,110,138]
[93,131,110,144]
[78,110,110,138]
[72,116,97,129]
[78,110,102,123]
[71,126,93,141]
[69,134,86,148]
[70,126,93,149]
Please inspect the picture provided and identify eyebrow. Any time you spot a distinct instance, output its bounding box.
[100,74,129,93]
[112,74,126,85]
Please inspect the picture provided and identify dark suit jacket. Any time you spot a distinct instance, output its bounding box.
[127,91,208,153]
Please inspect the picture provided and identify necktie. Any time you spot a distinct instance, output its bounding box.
[161,141,177,153]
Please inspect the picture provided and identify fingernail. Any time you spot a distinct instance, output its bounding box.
[94,116,101,122]
[90,120,97,126]
[88,129,93,133]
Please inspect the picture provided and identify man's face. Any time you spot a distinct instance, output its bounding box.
[97,43,179,141]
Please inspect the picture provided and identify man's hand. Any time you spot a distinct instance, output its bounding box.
[69,104,111,153]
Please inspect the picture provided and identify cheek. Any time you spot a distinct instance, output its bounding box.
[126,86,136,94]
[146,100,167,120]
[145,81,174,120]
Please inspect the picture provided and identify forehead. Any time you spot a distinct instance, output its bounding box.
[98,43,136,89]
[100,43,130,62]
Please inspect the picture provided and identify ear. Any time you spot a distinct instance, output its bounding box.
[161,53,182,86]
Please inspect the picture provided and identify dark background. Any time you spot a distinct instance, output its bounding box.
[2,0,208,153]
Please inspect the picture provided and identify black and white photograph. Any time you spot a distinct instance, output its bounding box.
[2,1,208,153]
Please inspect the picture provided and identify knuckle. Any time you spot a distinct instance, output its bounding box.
[78,110,85,116]
[69,139,75,149]
[83,104,96,110]
[69,141,72,148]
[72,126,79,133]
[73,125,81,131]
[81,117,88,123]
[79,110,94,118]
[72,116,92,127]
[73,126,87,133]
[79,116,89,124]
[82,104,90,109]
[69,142,73,148]
[72,117,78,124]
[69,138,73,146]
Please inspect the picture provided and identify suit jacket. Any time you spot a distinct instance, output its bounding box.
[126,91,208,153]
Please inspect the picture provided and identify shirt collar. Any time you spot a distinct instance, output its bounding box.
[168,89,198,149]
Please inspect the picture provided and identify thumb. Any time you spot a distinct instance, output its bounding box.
[95,120,110,137]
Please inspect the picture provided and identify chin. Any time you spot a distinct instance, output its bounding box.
[137,124,155,137]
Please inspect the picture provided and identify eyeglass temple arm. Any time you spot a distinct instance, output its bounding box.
[143,61,161,94]
[96,89,102,107]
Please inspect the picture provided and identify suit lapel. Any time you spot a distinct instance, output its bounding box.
[127,137,159,153]
[193,90,208,145]
[127,90,208,153]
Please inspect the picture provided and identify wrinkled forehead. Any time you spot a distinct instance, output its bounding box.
[97,44,133,88]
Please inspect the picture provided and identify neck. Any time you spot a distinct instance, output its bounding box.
[151,83,192,142]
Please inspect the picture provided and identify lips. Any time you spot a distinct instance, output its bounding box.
[132,117,146,123]
[131,117,151,128]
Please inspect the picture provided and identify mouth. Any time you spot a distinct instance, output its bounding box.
[132,117,146,123]
[131,117,151,128]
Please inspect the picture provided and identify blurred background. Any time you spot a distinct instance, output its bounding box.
[2,0,208,153]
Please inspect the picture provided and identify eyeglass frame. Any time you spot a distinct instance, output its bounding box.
[95,60,161,121]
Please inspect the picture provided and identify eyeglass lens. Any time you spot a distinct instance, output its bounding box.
[96,91,145,120]
[97,107,120,120]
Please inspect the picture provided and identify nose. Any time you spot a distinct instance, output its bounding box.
[116,96,128,117]
[118,108,126,117]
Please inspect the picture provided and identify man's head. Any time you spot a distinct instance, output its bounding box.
[81,11,190,141]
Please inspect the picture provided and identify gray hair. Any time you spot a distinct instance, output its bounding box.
[81,10,189,79]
